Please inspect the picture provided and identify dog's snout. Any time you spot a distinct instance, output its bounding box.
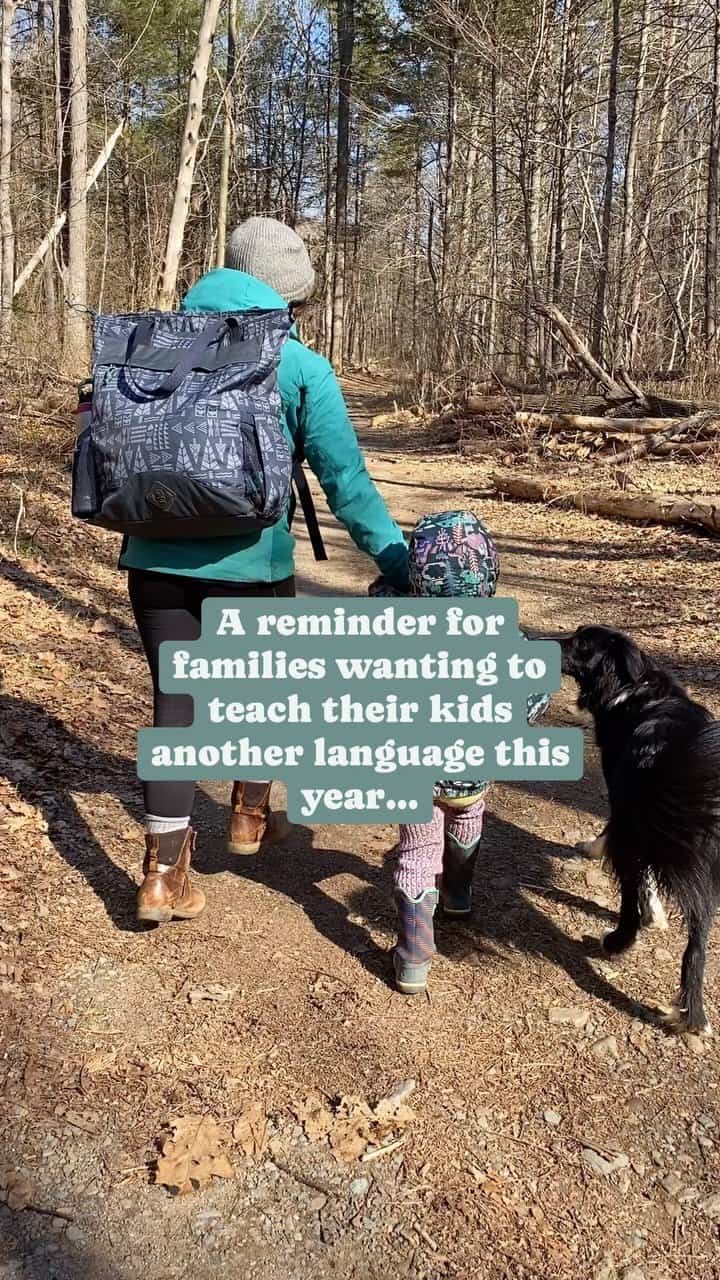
[557,633,576,674]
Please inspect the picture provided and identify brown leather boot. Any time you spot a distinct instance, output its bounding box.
[136,828,206,924]
[228,781,272,854]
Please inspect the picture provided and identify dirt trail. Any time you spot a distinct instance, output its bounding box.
[1,374,720,1280]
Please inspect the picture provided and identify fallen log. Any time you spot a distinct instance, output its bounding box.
[465,391,714,423]
[641,391,701,418]
[653,441,716,457]
[534,302,701,417]
[515,412,686,435]
[486,366,569,395]
[534,303,631,403]
[593,408,720,467]
[463,395,512,415]
[616,367,652,413]
[490,472,720,536]
[465,392,613,417]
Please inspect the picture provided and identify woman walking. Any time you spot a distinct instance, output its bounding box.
[125,218,409,923]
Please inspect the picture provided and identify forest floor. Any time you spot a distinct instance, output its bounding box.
[2,374,720,1280]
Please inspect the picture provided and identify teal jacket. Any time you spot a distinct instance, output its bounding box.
[120,269,409,589]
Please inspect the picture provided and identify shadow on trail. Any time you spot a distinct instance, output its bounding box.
[0,689,653,1023]
[0,1203,125,1280]
[436,811,646,1021]
[193,787,655,1026]
[192,793,393,984]
[497,533,719,565]
[0,555,139,652]
[0,692,143,933]
[509,772,608,823]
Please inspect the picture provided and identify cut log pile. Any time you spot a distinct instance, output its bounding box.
[447,305,720,536]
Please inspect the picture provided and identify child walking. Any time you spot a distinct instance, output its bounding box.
[372,510,549,995]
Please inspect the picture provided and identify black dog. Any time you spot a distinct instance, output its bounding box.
[561,624,720,1035]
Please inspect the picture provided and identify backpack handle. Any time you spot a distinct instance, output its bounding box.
[159,318,229,393]
[125,317,242,395]
[128,317,156,355]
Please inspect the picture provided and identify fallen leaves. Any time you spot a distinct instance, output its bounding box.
[1,797,47,836]
[0,1170,34,1211]
[628,1020,652,1059]
[82,1049,118,1076]
[233,1103,269,1159]
[293,1081,416,1164]
[293,1094,334,1144]
[154,1115,234,1195]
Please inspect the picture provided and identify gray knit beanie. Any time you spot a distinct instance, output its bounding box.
[225,217,316,302]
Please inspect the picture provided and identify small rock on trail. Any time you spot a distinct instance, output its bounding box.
[699,1191,720,1218]
[582,1149,630,1177]
[592,1035,620,1062]
[660,1173,683,1198]
[548,1006,590,1029]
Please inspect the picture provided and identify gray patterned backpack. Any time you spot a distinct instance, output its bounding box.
[72,308,294,538]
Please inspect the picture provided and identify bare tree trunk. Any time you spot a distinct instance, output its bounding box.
[519,0,548,371]
[120,80,137,310]
[37,1,58,321]
[59,0,88,376]
[487,5,499,362]
[616,0,650,355]
[157,0,223,309]
[411,144,421,368]
[570,46,603,328]
[456,72,481,359]
[686,137,703,357]
[440,33,457,337]
[0,0,16,350]
[329,0,354,371]
[628,18,677,365]
[322,45,333,356]
[216,0,237,267]
[263,77,273,211]
[550,0,574,364]
[58,0,70,268]
[51,0,63,288]
[591,0,621,360]
[347,133,365,363]
[706,0,720,343]
[14,119,123,296]
[291,27,312,224]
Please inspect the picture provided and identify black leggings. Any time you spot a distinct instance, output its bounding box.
[128,568,296,817]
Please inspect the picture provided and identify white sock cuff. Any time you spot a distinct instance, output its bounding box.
[145,815,191,835]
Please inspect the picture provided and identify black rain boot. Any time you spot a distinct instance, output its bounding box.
[441,828,483,917]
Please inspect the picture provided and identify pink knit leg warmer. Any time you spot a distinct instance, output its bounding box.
[444,797,486,845]
[395,804,445,898]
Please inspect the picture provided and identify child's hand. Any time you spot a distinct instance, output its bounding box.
[368,575,406,598]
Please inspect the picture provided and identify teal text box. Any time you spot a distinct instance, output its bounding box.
[137,596,583,823]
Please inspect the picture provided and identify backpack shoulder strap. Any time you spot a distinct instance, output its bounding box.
[289,383,328,562]
[291,455,328,562]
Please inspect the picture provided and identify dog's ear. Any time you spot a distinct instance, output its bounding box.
[615,634,646,684]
